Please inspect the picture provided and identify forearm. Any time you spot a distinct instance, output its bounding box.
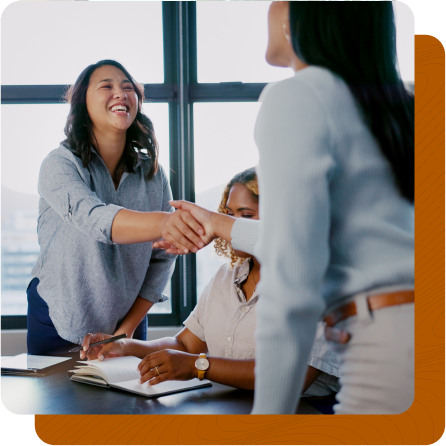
[202,358,255,390]
[211,212,236,242]
[114,296,155,338]
[111,209,169,244]
[302,366,322,393]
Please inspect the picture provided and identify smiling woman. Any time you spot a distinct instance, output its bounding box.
[26,60,205,356]
[64,61,157,188]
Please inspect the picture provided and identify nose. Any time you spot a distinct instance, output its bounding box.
[113,87,127,99]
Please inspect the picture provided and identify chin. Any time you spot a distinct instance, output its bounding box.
[265,49,290,68]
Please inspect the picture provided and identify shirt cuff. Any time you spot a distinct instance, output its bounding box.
[93,204,124,245]
[137,285,169,304]
[307,354,340,378]
[183,314,206,343]
[230,218,259,254]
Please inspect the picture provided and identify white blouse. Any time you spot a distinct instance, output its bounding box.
[184,259,340,397]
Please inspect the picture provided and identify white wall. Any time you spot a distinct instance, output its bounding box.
[1,327,182,356]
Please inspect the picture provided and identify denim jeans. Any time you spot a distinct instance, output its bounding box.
[27,278,148,355]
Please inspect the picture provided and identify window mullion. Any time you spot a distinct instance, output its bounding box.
[163,1,197,325]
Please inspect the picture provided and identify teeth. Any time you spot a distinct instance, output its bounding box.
[111,105,128,112]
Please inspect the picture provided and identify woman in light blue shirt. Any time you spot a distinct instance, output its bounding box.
[28,60,204,355]
[159,2,414,415]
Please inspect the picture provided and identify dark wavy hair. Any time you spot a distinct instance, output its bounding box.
[62,59,159,182]
[289,2,414,202]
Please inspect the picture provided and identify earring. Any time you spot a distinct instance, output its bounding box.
[283,23,291,43]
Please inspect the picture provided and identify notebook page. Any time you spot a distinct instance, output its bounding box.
[76,356,141,384]
[112,378,211,397]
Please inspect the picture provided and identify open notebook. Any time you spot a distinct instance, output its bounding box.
[69,356,211,398]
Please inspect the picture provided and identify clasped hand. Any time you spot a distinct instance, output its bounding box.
[159,201,216,255]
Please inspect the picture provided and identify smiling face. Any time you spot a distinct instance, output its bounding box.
[225,183,259,258]
[85,65,138,136]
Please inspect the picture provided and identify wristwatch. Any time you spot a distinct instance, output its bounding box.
[195,353,209,380]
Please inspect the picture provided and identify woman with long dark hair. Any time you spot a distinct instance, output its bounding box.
[159,2,414,414]
[27,60,204,355]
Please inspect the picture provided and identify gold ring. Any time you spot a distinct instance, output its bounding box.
[155,366,160,376]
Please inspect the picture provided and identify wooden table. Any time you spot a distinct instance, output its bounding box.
[2,356,321,415]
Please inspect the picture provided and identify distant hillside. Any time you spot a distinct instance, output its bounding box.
[1,182,225,224]
[1,185,40,224]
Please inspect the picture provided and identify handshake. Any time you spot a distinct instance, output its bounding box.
[158,200,233,255]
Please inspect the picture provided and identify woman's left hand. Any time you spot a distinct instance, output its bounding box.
[137,349,198,385]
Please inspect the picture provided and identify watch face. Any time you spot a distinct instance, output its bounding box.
[195,358,209,371]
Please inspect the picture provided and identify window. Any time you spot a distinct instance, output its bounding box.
[1,1,414,329]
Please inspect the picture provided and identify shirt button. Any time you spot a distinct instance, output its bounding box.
[241,307,246,312]
[227,336,231,341]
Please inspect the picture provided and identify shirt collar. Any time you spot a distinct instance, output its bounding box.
[233,258,252,286]
[91,146,146,170]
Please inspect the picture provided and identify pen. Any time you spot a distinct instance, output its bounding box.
[68,333,128,353]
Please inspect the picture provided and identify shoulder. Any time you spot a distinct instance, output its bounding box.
[138,153,169,184]
[200,262,235,300]
[210,262,236,287]
[40,144,83,171]
[259,66,349,113]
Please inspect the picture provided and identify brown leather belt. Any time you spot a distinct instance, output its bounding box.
[324,290,414,344]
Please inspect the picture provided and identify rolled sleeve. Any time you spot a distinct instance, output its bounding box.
[137,165,177,302]
[137,252,176,303]
[307,322,341,378]
[38,150,124,244]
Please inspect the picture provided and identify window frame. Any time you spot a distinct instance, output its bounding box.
[2,1,413,330]
[1,1,266,330]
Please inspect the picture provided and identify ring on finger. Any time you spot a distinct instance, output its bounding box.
[155,366,161,376]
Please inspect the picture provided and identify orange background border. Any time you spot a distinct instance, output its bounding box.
[35,35,445,445]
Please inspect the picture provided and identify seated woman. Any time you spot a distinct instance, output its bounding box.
[83,168,340,397]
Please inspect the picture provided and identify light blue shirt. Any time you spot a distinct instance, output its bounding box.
[31,145,176,344]
[231,66,414,413]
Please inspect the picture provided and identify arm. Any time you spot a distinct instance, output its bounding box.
[156,202,260,256]
[134,328,255,389]
[133,171,178,308]
[113,296,154,339]
[135,328,318,391]
[251,79,334,414]
[38,150,203,252]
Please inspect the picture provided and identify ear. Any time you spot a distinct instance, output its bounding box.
[282,2,291,44]
[282,21,291,44]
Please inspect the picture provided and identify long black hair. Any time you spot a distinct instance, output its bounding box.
[63,59,159,182]
[289,2,414,202]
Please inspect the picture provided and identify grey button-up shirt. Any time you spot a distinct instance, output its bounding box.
[31,145,176,344]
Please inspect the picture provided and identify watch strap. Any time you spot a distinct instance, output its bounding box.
[197,353,207,380]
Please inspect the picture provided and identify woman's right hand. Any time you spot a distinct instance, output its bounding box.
[169,201,216,245]
[80,333,128,361]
